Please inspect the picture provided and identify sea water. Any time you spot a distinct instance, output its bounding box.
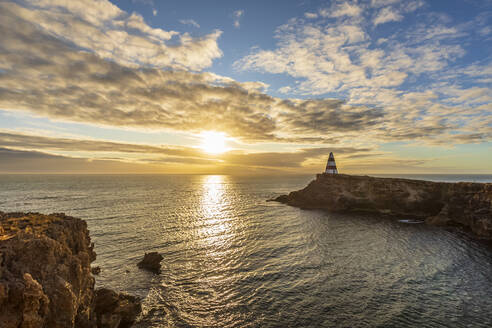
[1,174,491,327]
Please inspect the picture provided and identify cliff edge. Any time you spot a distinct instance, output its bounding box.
[0,212,141,328]
[274,174,492,239]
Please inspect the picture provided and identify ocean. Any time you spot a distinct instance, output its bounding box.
[1,174,491,327]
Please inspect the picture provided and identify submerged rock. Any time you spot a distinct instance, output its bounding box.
[274,174,492,240]
[137,252,163,274]
[0,211,141,328]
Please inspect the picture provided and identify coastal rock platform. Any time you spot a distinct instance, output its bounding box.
[274,174,492,240]
[0,212,141,328]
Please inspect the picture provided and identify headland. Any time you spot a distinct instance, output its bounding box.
[274,174,492,240]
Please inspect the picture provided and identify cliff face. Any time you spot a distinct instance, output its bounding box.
[275,174,492,239]
[0,212,141,328]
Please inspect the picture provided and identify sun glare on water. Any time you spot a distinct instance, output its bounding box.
[200,131,229,154]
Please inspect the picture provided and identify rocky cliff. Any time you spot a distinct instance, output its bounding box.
[0,212,141,328]
[275,174,492,239]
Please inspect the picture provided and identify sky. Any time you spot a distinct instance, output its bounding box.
[0,0,491,174]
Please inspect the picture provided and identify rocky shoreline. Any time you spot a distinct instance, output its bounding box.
[273,174,492,240]
[0,212,141,328]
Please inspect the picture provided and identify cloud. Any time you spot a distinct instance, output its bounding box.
[2,0,221,71]
[222,147,373,168]
[341,157,432,173]
[403,0,425,13]
[373,7,403,25]
[180,19,200,28]
[131,0,157,17]
[0,3,394,145]
[3,142,488,174]
[479,26,491,36]
[320,2,362,18]
[405,25,463,43]
[0,0,489,155]
[0,131,375,173]
[446,87,492,104]
[235,4,492,146]
[233,9,244,28]
[371,0,400,7]
[0,131,205,158]
[278,86,292,94]
[275,99,384,134]
[0,147,161,173]
[372,0,425,12]
[304,12,318,19]
[236,21,399,94]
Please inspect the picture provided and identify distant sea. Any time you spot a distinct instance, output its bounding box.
[1,174,491,328]
[373,174,492,183]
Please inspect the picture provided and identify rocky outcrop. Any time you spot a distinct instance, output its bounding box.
[274,174,492,239]
[137,252,163,274]
[94,289,141,328]
[0,212,141,328]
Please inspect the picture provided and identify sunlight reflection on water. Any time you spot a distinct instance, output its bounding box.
[201,175,226,218]
[198,175,234,256]
[1,174,492,328]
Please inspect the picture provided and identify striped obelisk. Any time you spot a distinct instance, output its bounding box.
[325,152,338,174]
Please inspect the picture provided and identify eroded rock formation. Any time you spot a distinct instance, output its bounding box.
[274,174,492,239]
[94,289,141,328]
[0,212,141,328]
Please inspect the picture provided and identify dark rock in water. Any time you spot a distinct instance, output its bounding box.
[274,174,492,240]
[91,266,101,275]
[94,288,141,328]
[271,195,289,203]
[137,252,163,274]
[0,211,141,328]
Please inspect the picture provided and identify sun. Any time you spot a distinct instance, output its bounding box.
[200,131,229,154]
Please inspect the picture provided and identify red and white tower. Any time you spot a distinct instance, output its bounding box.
[325,152,338,174]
